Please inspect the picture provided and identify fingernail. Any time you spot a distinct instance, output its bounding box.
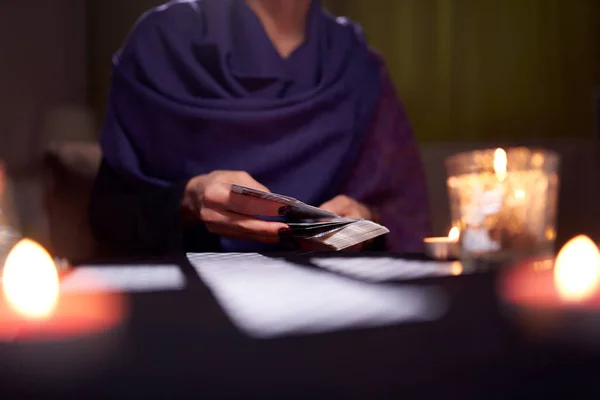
[278,227,292,235]
[278,206,292,216]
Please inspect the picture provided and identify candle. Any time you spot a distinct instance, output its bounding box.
[2,239,60,320]
[0,239,127,387]
[553,236,600,302]
[0,239,126,341]
[498,235,600,346]
[424,227,460,260]
[446,147,559,268]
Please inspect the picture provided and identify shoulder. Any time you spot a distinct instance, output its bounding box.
[319,8,387,71]
[132,0,202,30]
[320,8,369,45]
[320,9,389,81]
[114,0,203,64]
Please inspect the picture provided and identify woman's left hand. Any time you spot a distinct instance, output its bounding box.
[319,195,376,252]
[319,195,373,220]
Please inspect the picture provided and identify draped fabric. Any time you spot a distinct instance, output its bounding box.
[100,0,381,209]
[96,0,432,254]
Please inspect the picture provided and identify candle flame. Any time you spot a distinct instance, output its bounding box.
[514,189,526,200]
[2,239,59,319]
[493,148,507,182]
[448,227,460,242]
[554,235,600,302]
[450,262,463,276]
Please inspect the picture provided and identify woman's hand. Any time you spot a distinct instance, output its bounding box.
[319,195,373,220]
[320,195,377,252]
[182,171,288,243]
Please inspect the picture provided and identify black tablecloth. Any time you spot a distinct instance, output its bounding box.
[2,253,600,398]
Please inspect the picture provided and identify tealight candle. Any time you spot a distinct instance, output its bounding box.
[0,239,127,388]
[424,227,460,260]
[499,235,600,346]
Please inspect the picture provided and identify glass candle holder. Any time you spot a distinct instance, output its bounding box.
[445,147,559,270]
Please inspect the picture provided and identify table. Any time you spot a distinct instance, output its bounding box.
[1,253,600,398]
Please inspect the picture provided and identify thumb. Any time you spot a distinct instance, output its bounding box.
[227,171,270,192]
[319,196,343,213]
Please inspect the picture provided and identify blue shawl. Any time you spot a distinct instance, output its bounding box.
[101,0,382,250]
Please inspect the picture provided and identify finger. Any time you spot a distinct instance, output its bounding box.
[216,171,270,192]
[319,198,343,213]
[203,182,282,216]
[227,192,283,216]
[320,196,370,219]
[201,207,288,237]
[320,196,352,216]
[341,210,364,219]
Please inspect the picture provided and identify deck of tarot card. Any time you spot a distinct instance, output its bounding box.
[231,184,389,251]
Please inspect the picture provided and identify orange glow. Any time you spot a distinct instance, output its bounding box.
[493,148,507,182]
[2,239,59,319]
[450,262,463,276]
[514,189,526,200]
[448,227,460,242]
[554,235,600,302]
[0,240,127,342]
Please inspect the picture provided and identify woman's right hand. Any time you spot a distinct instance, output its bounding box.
[182,170,288,243]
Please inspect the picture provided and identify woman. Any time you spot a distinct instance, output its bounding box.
[90,0,430,256]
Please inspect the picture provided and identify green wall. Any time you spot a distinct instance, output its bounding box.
[325,0,600,142]
[88,0,600,142]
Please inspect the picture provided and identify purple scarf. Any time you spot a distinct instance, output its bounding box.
[101,0,382,251]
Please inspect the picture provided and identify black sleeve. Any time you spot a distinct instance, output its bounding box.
[89,160,221,258]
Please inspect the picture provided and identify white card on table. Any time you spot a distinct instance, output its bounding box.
[309,257,463,283]
[60,265,186,294]
[187,253,447,339]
